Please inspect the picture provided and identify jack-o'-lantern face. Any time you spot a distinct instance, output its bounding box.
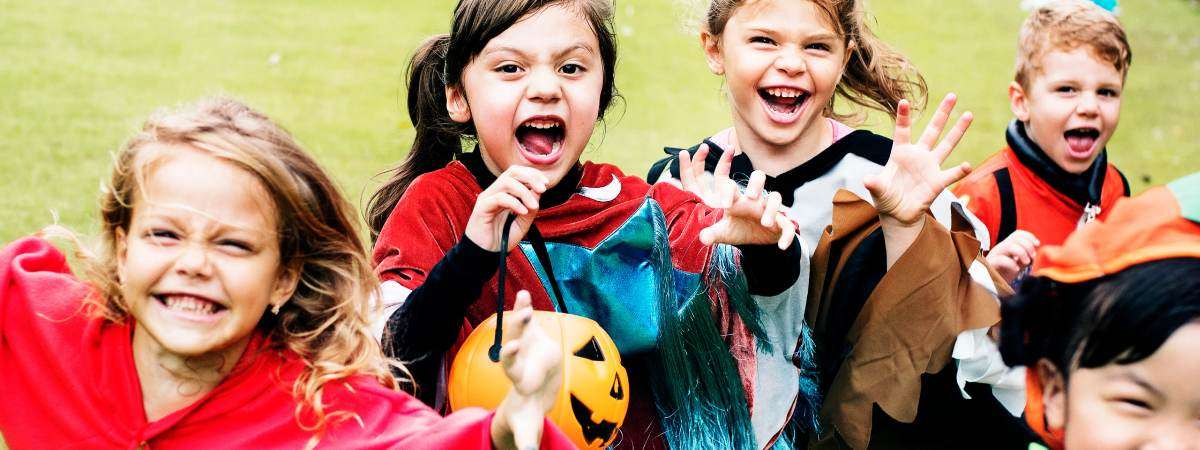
[449,311,630,449]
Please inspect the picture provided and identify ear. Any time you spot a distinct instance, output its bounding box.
[446,85,472,123]
[270,262,302,312]
[1009,81,1031,122]
[701,31,725,76]
[115,228,129,284]
[1036,359,1067,432]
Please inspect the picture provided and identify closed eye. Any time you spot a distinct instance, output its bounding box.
[750,36,776,45]
[217,239,253,252]
[146,229,180,242]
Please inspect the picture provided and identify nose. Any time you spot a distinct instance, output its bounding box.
[526,66,562,103]
[774,46,808,77]
[1076,92,1100,117]
[173,242,213,278]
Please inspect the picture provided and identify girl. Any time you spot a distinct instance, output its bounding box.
[0,98,571,450]
[1000,172,1200,449]
[367,1,805,449]
[647,0,1022,448]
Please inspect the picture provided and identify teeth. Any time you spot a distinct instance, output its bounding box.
[164,295,217,315]
[524,120,561,129]
[766,88,803,98]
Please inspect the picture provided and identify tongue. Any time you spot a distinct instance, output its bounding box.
[519,129,556,155]
[1066,134,1096,155]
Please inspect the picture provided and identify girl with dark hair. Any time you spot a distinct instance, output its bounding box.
[1000,172,1200,449]
[648,1,1016,448]
[368,1,809,449]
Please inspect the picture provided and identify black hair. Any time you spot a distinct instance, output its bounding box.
[1001,258,1200,380]
[367,0,619,235]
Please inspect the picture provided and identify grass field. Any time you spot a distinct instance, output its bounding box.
[0,0,1197,444]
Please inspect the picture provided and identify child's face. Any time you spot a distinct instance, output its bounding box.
[118,146,296,358]
[704,0,846,149]
[1011,48,1124,174]
[1042,323,1200,448]
[448,5,605,187]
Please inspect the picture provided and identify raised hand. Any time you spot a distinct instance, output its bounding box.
[466,166,549,252]
[864,94,974,225]
[679,144,797,250]
[986,230,1040,284]
[491,290,563,450]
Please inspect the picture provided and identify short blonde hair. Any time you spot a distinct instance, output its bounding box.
[1015,0,1132,89]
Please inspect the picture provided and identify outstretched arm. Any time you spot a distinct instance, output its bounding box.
[490,291,563,450]
[864,94,974,269]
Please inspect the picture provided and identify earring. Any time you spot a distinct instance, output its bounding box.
[271,302,283,315]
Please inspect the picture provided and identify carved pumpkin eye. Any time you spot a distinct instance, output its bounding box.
[574,336,606,361]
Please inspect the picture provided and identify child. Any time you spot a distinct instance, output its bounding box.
[647,0,1021,448]
[954,0,1132,283]
[1000,172,1200,449]
[367,1,805,449]
[0,98,571,450]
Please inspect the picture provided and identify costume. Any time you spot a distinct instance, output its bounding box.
[953,120,1129,247]
[0,237,574,450]
[649,124,1022,449]
[373,151,810,450]
[1003,171,1200,450]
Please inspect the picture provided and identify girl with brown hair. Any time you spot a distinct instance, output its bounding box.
[0,97,572,450]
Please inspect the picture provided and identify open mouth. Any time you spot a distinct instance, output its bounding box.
[515,117,565,165]
[1063,127,1101,158]
[154,293,227,318]
[758,87,809,124]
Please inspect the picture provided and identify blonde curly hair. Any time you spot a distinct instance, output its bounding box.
[80,97,401,446]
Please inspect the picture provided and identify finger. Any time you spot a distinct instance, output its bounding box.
[506,166,550,193]
[678,149,697,192]
[893,99,912,146]
[777,215,796,250]
[501,176,541,212]
[693,143,712,178]
[918,93,957,148]
[762,191,782,227]
[716,176,738,209]
[745,170,766,200]
[936,162,972,189]
[488,193,530,216]
[699,221,726,246]
[933,112,974,163]
[713,145,732,183]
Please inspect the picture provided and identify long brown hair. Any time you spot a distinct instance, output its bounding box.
[82,97,399,446]
[365,0,620,236]
[704,0,927,122]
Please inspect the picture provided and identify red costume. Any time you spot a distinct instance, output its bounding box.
[0,237,573,449]
[954,120,1128,247]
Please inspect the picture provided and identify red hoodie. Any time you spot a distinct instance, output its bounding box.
[0,237,572,450]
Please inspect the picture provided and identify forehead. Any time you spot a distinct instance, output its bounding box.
[481,4,600,56]
[134,144,277,232]
[1031,47,1124,84]
[727,0,838,34]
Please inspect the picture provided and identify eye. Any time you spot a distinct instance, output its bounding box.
[496,63,522,74]
[217,239,253,253]
[1055,85,1077,94]
[1099,88,1120,98]
[574,336,606,361]
[806,42,832,52]
[749,36,776,45]
[560,63,585,75]
[146,229,179,242]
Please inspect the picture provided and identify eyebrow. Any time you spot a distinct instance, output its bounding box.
[744,26,837,41]
[482,43,596,60]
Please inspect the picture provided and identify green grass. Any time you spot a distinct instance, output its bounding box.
[0,1,1197,445]
[2,0,1198,244]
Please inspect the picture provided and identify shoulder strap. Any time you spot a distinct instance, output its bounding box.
[993,168,1018,243]
[647,147,683,183]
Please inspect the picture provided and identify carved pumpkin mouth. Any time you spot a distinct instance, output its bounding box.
[570,393,619,445]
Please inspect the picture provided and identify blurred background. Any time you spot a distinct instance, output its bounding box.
[0,0,1197,245]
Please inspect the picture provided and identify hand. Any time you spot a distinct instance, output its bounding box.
[491,291,563,450]
[679,144,797,250]
[465,166,549,252]
[986,230,1039,284]
[865,94,974,226]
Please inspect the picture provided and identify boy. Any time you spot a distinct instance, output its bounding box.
[955,0,1132,281]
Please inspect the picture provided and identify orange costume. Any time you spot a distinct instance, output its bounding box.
[954,120,1128,247]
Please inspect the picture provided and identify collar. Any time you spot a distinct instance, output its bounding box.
[458,148,584,209]
[1006,120,1109,208]
[664,130,888,205]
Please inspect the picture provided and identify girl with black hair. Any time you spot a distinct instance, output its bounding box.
[1000,172,1200,449]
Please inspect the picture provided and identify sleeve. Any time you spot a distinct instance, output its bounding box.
[327,383,576,450]
[1,237,88,340]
